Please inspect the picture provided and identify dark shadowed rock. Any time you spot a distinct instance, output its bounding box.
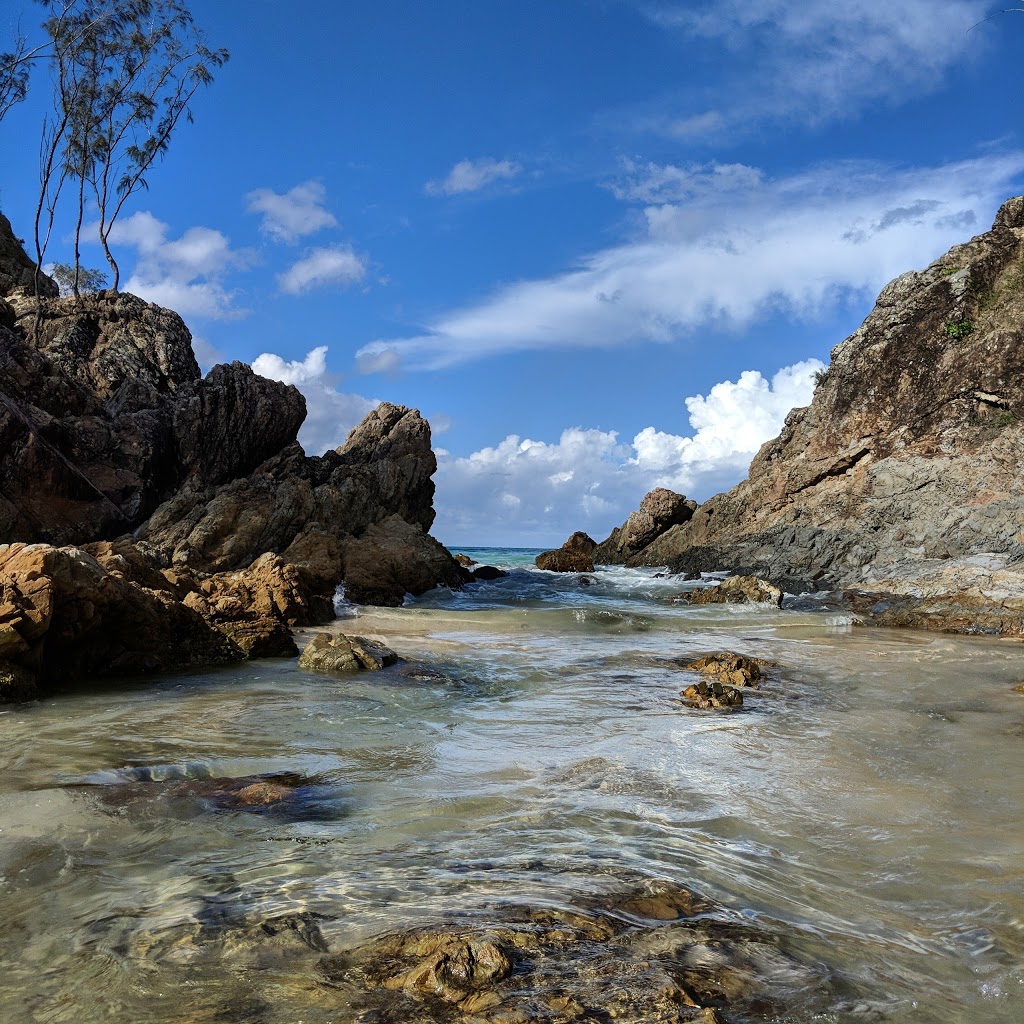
[536,531,597,573]
[0,212,58,298]
[680,679,744,710]
[0,215,462,697]
[470,564,506,581]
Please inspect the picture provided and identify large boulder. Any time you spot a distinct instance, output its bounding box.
[593,488,697,565]
[536,531,597,573]
[340,516,466,606]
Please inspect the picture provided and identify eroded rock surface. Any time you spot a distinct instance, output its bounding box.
[0,542,241,700]
[682,652,770,688]
[319,880,834,1023]
[594,488,697,565]
[682,576,783,608]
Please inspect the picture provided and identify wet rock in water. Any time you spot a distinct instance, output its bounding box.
[536,532,597,573]
[680,679,744,710]
[682,652,771,688]
[682,575,783,608]
[577,574,596,586]
[470,564,507,581]
[320,879,832,1023]
[454,553,476,568]
[84,768,323,819]
[298,632,398,674]
[1012,682,1024,695]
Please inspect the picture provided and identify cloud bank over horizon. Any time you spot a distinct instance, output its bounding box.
[431,357,824,547]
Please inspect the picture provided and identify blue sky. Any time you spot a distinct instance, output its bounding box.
[2,0,1023,546]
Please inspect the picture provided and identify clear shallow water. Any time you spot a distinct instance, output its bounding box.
[1,557,1023,1022]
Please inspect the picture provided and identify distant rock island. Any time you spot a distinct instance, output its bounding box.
[555,197,1024,635]
[0,212,462,699]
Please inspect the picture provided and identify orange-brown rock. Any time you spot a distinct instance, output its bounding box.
[683,652,770,687]
[0,542,241,700]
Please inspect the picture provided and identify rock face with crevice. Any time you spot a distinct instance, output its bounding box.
[0,211,462,697]
[594,198,1024,631]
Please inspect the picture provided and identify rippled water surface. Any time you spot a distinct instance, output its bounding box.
[1,557,1023,1022]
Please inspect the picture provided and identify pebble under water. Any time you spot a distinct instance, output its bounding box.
[1,555,1023,1023]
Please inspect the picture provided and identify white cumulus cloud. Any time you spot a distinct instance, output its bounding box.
[100,210,251,319]
[424,157,522,197]
[433,358,823,547]
[245,180,338,244]
[356,153,1024,372]
[250,345,380,454]
[277,245,366,295]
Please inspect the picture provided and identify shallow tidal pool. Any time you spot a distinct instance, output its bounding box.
[1,562,1023,1023]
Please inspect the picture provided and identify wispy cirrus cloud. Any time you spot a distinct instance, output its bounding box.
[634,0,991,138]
[356,152,1024,373]
[246,180,338,244]
[424,157,522,197]
[277,245,367,295]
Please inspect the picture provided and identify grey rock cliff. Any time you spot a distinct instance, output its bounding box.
[594,197,1024,632]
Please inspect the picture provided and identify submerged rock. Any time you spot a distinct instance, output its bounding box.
[319,879,832,1023]
[298,632,398,674]
[536,532,597,573]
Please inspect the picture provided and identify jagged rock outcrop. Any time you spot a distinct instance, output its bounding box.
[0,212,462,696]
[0,213,58,299]
[536,531,597,573]
[593,488,696,564]
[595,198,1024,633]
[0,286,306,544]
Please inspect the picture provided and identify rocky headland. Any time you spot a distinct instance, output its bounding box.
[0,213,463,699]
[588,197,1024,635]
